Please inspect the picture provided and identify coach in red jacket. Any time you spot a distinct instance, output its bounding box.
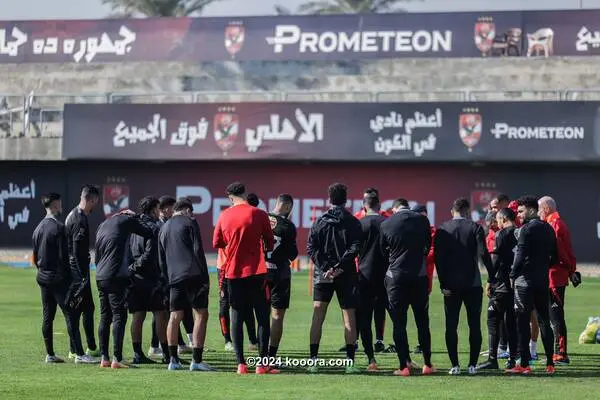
[538,196,577,365]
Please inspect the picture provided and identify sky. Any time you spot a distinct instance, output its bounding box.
[0,0,598,20]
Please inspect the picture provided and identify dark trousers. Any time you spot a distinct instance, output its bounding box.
[549,286,568,356]
[386,276,432,369]
[228,275,270,364]
[357,277,379,361]
[374,291,387,342]
[443,286,483,367]
[219,271,258,344]
[514,285,554,367]
[39,281,82,356]
[69,285,97,353]
[486,289,517,360]
[97,279,129,362]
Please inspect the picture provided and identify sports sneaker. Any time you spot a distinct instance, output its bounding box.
[477,360,499,370]
[448,366,460,375]
[393,367,410,376]
[147,347,163,358]
[422,365,435,375]
[178,345,192,355]
[345,364,361,374]
[190,362,216,372]
[545,365,556,375]
[497,350,510,359]
[505,359,516,369]
[74,354,97,364]
[100,358,111,368]
[237,363,249,374]
[45,355,64,363]
[132,354,156,365]
[367,362,379,372]
[374,341,386,353]
[68,352,77,359]
[248,343,259,352]
[383,344,397,353]
[468,365,477,375]
[111,360,136,369]
[505,365,532,375]
[86,348,101,357]
[553,355,570,365]
[168,361,183,371]
[256,366,280,374]
[413,345,423,354]
[224,342,234,352]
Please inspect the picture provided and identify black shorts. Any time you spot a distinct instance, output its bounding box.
[128,278,166,313]
[170,277,209,312]
[514,285,548,314]
[267,277,291,310]
[227,274,268,311]
[313,275,358,309]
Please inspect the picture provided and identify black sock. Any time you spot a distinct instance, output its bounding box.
[169,345,179,362]
[268,345,278,358]
[193,347,203,364]
[132,342,143,357]
[310,343,319,359]
[44,338,54,356]
[346,344,356,361]
[160,342,170,359]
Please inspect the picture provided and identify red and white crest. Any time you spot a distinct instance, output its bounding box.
[103,184,129,217]
[459,112,482,151]
[224,24,245,57]
[474,18,496,53]
[214,113,239,153]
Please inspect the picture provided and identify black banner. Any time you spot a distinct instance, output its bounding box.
[64,102,598,162]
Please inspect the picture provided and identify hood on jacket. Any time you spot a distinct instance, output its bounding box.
[321,206,349,226]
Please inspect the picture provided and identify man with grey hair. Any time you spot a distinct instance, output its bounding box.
[538,196,579,366]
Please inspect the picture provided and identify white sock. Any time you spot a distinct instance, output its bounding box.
[187,334,193,344]
[530,340,537,354]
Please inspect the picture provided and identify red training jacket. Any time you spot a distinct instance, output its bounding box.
[486,228,497,254]
[426,226,436,294]
[545,212,577,288]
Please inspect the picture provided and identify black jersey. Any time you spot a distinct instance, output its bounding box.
[265,213,298,280]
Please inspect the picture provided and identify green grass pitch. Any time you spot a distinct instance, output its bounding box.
[1,266,600,399]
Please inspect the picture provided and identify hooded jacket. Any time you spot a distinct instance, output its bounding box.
[307,206,362,284]
[545,212,576,288]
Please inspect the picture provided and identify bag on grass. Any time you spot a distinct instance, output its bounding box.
[578,317,600,344]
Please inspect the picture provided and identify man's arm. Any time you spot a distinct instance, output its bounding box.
[127,216,154,239]
[434,228,447,289]
[58,224,69,272]
[69,221,87,283]
[129,232,156,275]
[555,221,576,274]
[158,229,168,282]
[32,230,39,268]
[423,218,432,255]
[339,219,363,267]
[476,224,494,282]
[306,222,320,265]
[212,216,226,249]
[260,211,275,252]
[510,228,527,281]
[191,219,209,276]
[287,224,299,262]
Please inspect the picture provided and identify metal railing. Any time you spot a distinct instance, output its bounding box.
[0,88,597,138]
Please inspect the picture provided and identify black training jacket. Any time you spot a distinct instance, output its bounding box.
[65,207,91,283]
[435,217,493,291]
[490,226,517,293]
[95,214,154,281]
[158,214,209,285]
[307,206,362,284]
[129,213,162,282]
[32,216,70,285]
[358,213,388,282]
[510,217,558,289]
[380,209,430,281]
[265,213,298,280]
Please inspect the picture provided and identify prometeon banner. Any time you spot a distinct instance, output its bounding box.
[2,10,600,62]
[63,101,600,162]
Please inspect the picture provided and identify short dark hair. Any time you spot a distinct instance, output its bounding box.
[516,195,538,211]
[496,194,510,204]
[138,196,159,215]
[277,194,293,205]
[485,210,497,224]
[246,193,259,207]
[226,182,245,197]
[393,198,409,209]
[41,192,61,209]
[364,193,380,209]
[173,197,194,213]
[81,184,100,200]
[158,196,176,210]
[452,197,470,214]
[328,183,347,206]
[497,207,516,222]
[364,187,379,196]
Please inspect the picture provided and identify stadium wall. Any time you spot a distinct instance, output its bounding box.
[1,161,598,262]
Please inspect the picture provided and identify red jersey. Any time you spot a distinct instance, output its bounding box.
[426,226,436,294]
[486,229,497,254]
[545,212,576,288]
[508,200,522,227]
[213,203,274,280]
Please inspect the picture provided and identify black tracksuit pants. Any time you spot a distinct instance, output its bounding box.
[443,286,483,368]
